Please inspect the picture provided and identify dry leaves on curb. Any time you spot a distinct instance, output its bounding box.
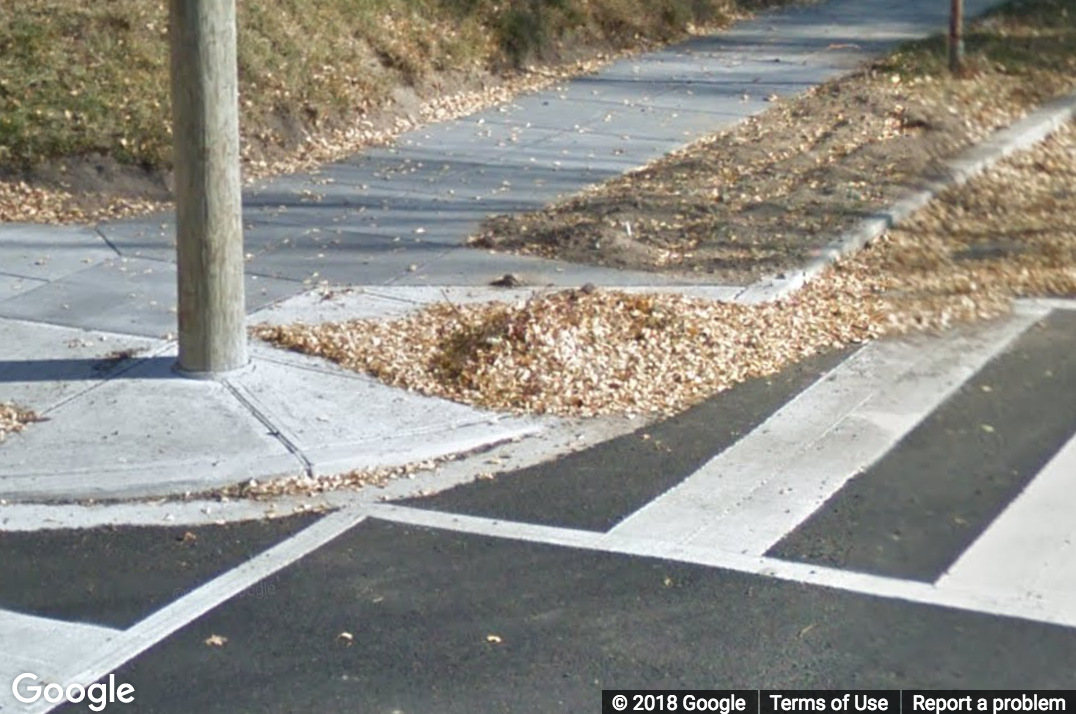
[222,459,442,500]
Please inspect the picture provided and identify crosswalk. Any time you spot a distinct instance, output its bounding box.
[609,306,1043,554]
[379,298,1076,626]
[2,299,1076,711]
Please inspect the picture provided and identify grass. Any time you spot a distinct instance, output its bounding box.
[0,0,788,174]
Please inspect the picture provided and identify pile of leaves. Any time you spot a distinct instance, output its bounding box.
[220,459,441,500]
[255,121,1076,418]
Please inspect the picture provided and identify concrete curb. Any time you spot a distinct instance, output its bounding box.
[735,89,1076,304]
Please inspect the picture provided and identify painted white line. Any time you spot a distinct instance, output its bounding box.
[369,504,1076,631]
[40,508,368,714]
[0,610,120,712]
[609,310,1045,554]
[938,432,1076,598]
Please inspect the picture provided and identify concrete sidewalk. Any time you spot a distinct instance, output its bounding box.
[0,0,1006,501]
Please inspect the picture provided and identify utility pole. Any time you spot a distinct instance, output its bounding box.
[949,0,965,75]
[169,0,247,376]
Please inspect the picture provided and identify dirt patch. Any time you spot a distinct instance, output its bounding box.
[0,155,171,223]
[470,0,1076,283]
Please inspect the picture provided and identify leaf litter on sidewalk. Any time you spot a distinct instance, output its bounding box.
[0,403,43,444]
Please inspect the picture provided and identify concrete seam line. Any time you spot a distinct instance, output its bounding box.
[50,507,366,712]
[381,246,459,286]
[23,341,177,419]
[243,348,383,384]
[92,224,123,257]
[221,377,315,478]
[737,89,1076,305]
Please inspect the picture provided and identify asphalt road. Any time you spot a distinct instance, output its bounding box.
[2,303,1075,713]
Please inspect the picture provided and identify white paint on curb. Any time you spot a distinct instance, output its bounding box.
[1021,297,1076,313]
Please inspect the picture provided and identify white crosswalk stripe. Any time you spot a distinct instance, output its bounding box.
[610,303,1048,555]
[368,300,1076,629]
[938,431,1076,598]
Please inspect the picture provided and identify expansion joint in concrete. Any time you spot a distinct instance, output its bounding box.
[94,224,124,257]
[221,378,315,478]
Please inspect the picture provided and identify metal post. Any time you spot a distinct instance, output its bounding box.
[949,0,965,75]
[169,0,247,376]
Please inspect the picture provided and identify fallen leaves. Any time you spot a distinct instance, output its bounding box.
[0,27,626,225]
[255,285,883,418]
[470,5,1076,283]
[255,120,1076,420]
[0,403,43,442]
[221,459,442,499]
[0,176,168,224]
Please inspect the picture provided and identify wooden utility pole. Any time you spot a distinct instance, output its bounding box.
[169,0,247,376]
[949,0,965,75]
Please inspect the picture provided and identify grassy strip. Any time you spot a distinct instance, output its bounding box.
[0,0,786,173]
